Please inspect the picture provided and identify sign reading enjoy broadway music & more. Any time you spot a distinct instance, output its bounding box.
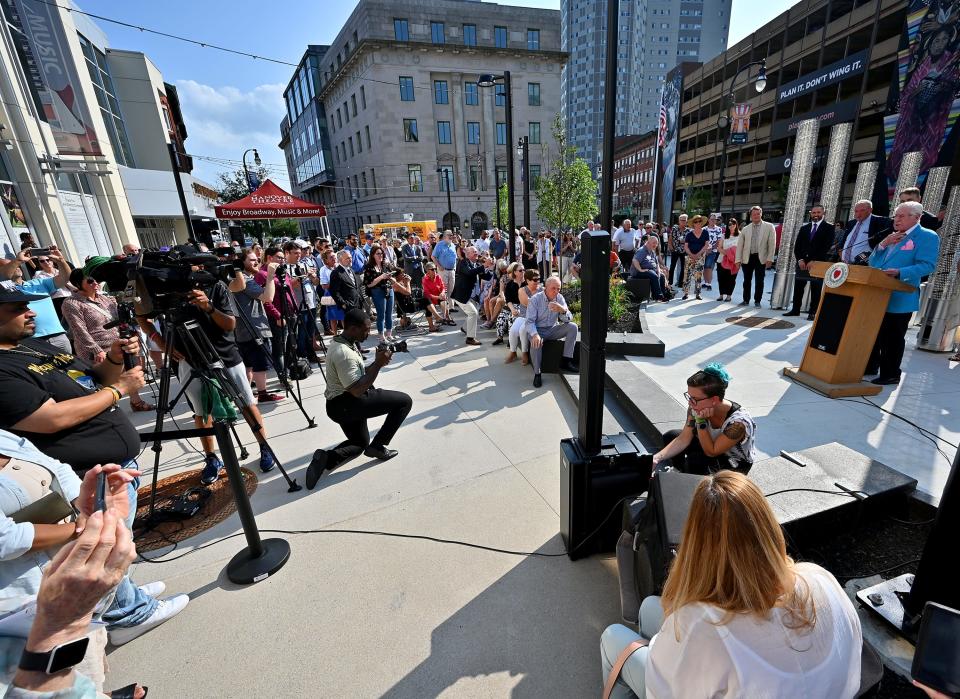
[215,179,327,220]
[776,50,871,104]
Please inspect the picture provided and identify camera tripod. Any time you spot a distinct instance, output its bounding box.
[140,309,303,535]
[273,266,326,382]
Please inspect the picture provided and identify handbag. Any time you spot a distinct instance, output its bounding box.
[602,639,648,699]
[320,295,335,306]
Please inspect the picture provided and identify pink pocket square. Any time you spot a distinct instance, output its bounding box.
[901,239,915,251]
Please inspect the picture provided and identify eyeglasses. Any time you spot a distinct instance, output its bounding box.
[683,392,710,404]
[38,258,52,264]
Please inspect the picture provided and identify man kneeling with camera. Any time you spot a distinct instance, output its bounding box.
[306,309,412,490]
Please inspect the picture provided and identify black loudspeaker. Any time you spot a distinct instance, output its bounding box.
[560,432,651,560]
[810,293,853,355]
[643,471,705,590]
[577,231,612,453]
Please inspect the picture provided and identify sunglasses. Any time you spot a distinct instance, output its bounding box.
[38,258,53,264]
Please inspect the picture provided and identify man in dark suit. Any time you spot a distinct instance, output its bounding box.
[785,204,834,320]
[834,200,892,265]
[898,186,941,231]
[450,246,490,346]
[329,249,364,314]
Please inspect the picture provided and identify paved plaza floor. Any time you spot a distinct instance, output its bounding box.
[105,273,957,696]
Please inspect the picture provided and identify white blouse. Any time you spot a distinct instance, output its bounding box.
[645,563,862,698]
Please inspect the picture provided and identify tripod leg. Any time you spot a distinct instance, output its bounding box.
[230,421,250,460]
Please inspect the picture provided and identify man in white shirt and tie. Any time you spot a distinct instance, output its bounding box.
[839,200,891,265]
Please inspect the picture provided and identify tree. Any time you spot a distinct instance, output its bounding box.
[684,187,713,217]
[215,166,270,205]
[535,113,598,231]
[490,182,510,229]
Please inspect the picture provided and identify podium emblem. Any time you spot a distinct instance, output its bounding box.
[824,262,849,288]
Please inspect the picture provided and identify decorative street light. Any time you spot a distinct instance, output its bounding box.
[478,72,516,261]
[714,60,766,212]
[517,136,530,229]
[242,148,261,194]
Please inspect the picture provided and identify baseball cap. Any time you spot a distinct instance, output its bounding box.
[0,280,45,304]
[295,239,311,249]
[365,233,374,240]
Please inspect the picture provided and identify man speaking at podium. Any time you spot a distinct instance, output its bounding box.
[865,201,939,386]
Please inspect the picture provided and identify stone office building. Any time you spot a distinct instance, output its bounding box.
[281,0,566,237]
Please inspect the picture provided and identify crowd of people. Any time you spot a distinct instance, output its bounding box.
[0,180,948,696]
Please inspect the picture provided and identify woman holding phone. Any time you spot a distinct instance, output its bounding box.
[363,244,399,343]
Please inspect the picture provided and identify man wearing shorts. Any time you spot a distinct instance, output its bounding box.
[141,277,276,482]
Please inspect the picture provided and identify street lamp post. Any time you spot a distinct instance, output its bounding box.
[241,148,262,244]
[478,71,516,261]
[714,60,767,213]
[517,136,530,229]
[436,167,453,230]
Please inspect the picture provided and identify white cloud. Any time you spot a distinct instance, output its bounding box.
[174,79,291,190]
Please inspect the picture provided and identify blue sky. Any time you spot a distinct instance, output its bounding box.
[79,0,789,191]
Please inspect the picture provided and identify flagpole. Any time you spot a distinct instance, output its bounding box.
[650,82,665,224]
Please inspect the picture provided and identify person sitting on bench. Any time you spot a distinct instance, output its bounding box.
[652,363,755,474]
[526,276,579,388]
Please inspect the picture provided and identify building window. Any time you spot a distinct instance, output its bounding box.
[464,82,478,105]
[528,82,541,106]
[362,172,368,196]
[495,83,505,107]
[408,164,422,192]
[439,165,455,191]
[365,125,371,149]
[336,108,342,128]
[496,122,506,145]
[529,164,541,186]
[463,24,476,46]
[78,34,134,167]
[343,101,349,122]
[494,26,507,48]
[529,122,541,144]
[356,130,362,153]
[434,80,449,104]
[399,76,414,101]
[431,21,445,44]
[527,29,540,50]
[467,121,480,144]
[394,18,409,41]
[351,94,357,116]
[469,164,481,191]
[360,85,366,109]
[403,118,418,142]
[496,165,507,187]
[437,121,452,144]
[371,168,377,194]
[348,137,354,157]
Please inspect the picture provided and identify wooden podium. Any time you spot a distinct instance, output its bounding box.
[783,262,914,398]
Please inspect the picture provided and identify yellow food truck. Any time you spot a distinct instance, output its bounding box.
[362,220,437,242]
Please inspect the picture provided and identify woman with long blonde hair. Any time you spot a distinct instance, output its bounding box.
[601,471,862,698]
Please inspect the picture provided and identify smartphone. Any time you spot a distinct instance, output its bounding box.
[912,601,960,696]
[27,248,50,257]
[94,472,108,513]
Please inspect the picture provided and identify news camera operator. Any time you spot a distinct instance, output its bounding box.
[137,269,277,483]
[0,284,183,647]
[281,241,320,365]
[305,309,411,490]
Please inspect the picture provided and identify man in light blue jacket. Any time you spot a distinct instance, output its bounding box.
[866,201,940,386]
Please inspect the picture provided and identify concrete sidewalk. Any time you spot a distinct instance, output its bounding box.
[107,322,620,697]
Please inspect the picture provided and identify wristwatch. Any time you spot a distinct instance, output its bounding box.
[19,636,90,674]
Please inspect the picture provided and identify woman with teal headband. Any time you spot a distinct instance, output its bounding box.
[652,363,756,474]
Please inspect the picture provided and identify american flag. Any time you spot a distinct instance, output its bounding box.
[658,101,667,147]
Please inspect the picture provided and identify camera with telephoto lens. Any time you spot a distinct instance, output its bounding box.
[377,339,408,353]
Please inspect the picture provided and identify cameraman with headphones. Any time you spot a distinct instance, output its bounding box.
[305,309,411,490]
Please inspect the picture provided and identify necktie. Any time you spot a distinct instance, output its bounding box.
[810,222,817,241]
[844,221,860,263]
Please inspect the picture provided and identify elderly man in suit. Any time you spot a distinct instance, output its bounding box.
[837,200,891,265]
[785,203,834,320]
[736,206,777,308]
[329,250,364,315]
[865,201,940,386]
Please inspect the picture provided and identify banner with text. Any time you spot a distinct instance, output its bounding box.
[771,98,861,140]
[1,0,103,156]
[730,103,752,144]
[776,50,870,104]
[659,69,684,222]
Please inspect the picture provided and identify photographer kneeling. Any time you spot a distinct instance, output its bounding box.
[305,309,411,490]
[139,275,276,483]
